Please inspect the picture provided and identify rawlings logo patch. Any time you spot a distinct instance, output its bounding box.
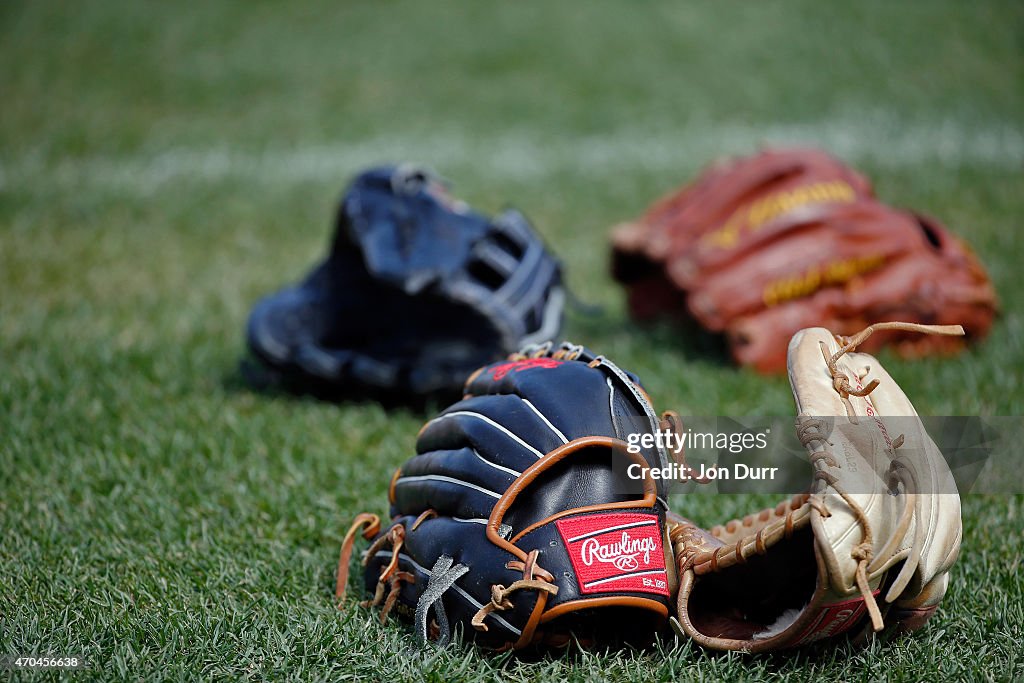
[556,512,669,597]
[581,533,657,571]
[488,358,562,380]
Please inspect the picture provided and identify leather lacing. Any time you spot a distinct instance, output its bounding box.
[713,494,812,538]
[672,494,811,578]
[337,516,560,638]
[511,341,586,362]
[799,417,892,631]
[335,515,417,624]
[335,511,435,611]
[822,322,964,421]
[470,549,558,631]
[338,508,472,644]
[670,522,714,573]
[335,513,381,606]
[552,344,586,361]
[364,524,415,622]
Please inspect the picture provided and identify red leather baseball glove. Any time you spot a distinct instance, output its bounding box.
[611,148,997,372]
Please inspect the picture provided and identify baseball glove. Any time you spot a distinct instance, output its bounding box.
[245,164,564,399]
[611,148,874,322]
[336,343,678,650]
[670,321,964,652]
[611,148,997,372]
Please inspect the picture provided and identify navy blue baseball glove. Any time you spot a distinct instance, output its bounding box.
[245,165,564,399]
[336,343,678,650]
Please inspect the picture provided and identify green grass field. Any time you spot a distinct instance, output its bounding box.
[2,2,1023,680]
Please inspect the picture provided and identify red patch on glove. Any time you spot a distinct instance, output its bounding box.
[489,358,562,380]
[556,512,669,597]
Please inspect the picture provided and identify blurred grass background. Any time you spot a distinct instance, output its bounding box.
[1,1,1022,680]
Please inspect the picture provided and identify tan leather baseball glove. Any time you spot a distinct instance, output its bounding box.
[669,322,964,651]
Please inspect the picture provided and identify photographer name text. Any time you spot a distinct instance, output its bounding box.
[626,462,779,481]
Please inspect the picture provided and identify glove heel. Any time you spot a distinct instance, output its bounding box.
[887,571,949,636]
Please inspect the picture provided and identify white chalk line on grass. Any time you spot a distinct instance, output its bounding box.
[1,114,1021,195]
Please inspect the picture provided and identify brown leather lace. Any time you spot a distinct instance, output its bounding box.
[470,549,558,631]
[800,417,901,632]
[670,522,714,573]
[822,322,964,420]
[793,424,924,635]
[510,340,586,362]
[411,509,437,531]
[374,570,416,623]
[346,521,418,623]
[335,513,381,606]
[711,494,810,539]
[365,524,406,581]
